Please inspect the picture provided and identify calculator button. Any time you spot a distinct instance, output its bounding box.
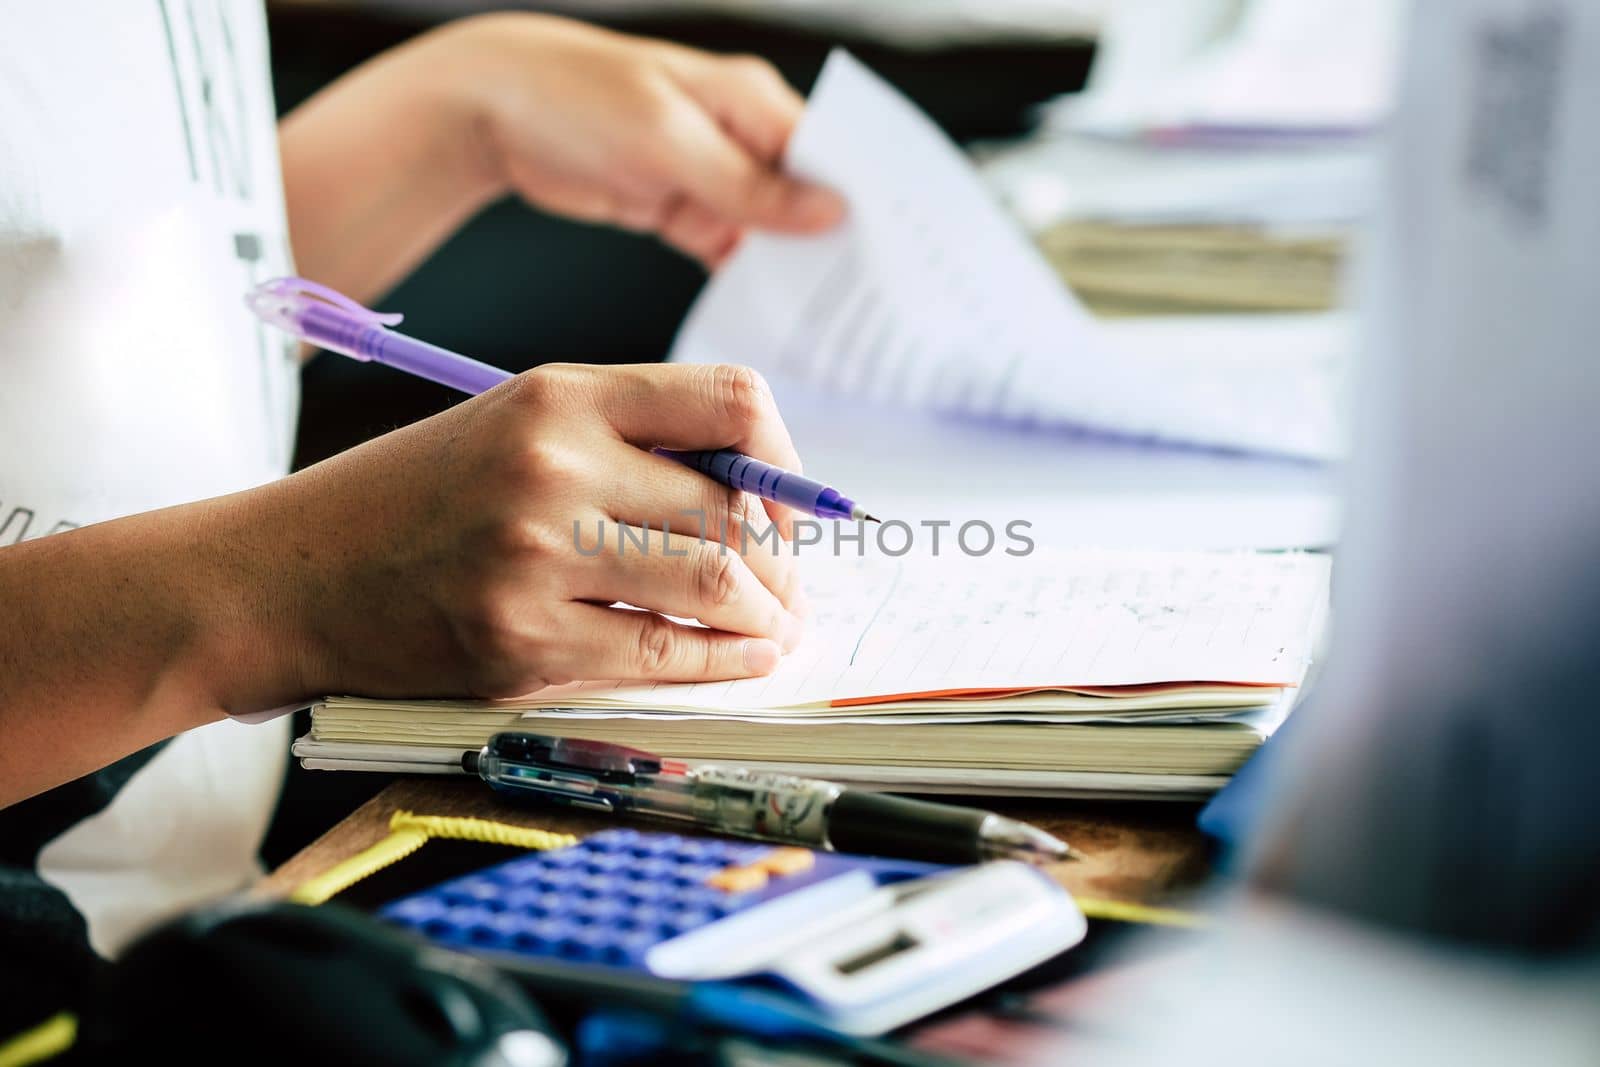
[484,913,529,943]
[617,929,661,958]
[672,866,721,887]
[541,848,587,868]
[535,868,582,892]
[754,848,816,876]
[673,886,724,909]
[512,890,569,918]
[635,858,677,882]
[453,908,501,944]
[500,860,549,884]
[555,927,613,962]
[575,897,628,925]
[585,852,630,875]
[671,841,716,863]
[576,875,614,898]
[706,865,769,893]
[728,845,777,866]
[670,908,717,932]
[622,879,671,904]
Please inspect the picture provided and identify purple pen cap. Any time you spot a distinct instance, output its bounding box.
[245,276,403,356]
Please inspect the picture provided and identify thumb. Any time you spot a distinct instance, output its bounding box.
[663,99,844,233]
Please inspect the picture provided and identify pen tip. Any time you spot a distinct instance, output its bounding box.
[847,504,883,523]
[980,818,1080,865]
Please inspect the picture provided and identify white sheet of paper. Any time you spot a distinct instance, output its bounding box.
[527,550,1329,710]
[670,49,1340,460]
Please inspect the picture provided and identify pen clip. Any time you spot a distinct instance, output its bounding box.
[246,275,404,335]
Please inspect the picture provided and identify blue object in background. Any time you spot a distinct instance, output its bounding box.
[1199,711,1305,872]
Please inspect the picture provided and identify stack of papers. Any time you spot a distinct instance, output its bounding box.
[296,549,1331,799]
[1034,221,1348,317]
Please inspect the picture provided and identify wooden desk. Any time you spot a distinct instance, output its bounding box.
[261,775,1212,907]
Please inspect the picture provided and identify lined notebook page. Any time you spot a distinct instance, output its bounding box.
[537,550,1329,711]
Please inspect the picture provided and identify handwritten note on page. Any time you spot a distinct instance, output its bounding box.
[525,550,1330,712]
[669,50,1339,460]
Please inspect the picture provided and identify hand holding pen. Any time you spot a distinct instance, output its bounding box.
[236,293,859,705]
[243,277,881,703]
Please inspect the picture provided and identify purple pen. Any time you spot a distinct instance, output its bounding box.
[246,277,878,523]
[653,448,875,523]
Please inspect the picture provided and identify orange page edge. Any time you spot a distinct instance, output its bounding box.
[829,680,1293,708]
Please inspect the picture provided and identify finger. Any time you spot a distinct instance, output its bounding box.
[588,363,806,539]
[569,526,801,648]
[659,198,740,267]
[729,497,808,614]
[599,442,803,611]
[706,231,744,270]
[613,192,679,234]
[551,602,783,683]
[528,180,629,226]
[656,97,843,234]
[673,53,805,162]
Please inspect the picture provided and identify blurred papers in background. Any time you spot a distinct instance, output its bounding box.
[368,0,1108,48]
[1071,0,1401,141]
[980,0,1403,318]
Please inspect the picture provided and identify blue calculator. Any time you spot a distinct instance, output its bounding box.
[379,829,1086,1035]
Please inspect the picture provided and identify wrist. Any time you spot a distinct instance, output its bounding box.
[184,482,332,719]
[409,15,538,207]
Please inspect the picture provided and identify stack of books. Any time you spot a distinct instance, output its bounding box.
[295,549,1330,800]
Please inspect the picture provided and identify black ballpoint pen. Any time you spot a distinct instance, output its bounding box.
[464,731,1084,865]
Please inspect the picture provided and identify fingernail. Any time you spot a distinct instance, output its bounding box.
[791,589,812,619]
[743,638,782,675]
[791,184,846,228]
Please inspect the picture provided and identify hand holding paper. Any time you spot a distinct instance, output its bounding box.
[672,51,1340,460]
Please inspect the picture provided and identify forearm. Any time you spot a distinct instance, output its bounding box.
[278,20,507,306]
[0,491,310,807]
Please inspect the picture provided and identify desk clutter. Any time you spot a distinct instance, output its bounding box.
[45,788,1208,1067]
[380,829,1085,1037]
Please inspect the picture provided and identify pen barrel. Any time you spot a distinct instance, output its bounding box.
[683,767,837,846]
[826,791,989,865]
[298,303,512,395]
[369,331,512,395]
[661,449,848,519]
[299,301,383,360]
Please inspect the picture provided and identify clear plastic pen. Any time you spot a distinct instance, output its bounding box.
[466,732,1079,865]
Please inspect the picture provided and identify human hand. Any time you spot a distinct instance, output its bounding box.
[256,363,807,699]
[433,13,845,266]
